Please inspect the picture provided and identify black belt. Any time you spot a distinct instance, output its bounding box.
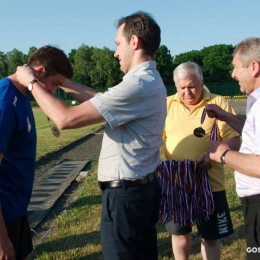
[98,172,156,190]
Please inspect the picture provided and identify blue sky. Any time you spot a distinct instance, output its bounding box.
[1,0,259,57]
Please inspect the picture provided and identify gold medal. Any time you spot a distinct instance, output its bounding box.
[47,117,60,137]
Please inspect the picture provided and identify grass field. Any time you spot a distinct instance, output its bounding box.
[33,107,104,160]
[29,108,247,260]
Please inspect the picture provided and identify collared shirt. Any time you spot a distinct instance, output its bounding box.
[163,87,239,191]
[90,61,167,181]
[235,87,260,197]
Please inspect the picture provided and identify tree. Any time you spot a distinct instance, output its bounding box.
[201,44,234,82]
[68,49,77,64]
[154,45,174,84]
[72,44,95,86]
[5,48,26,75]
[173,50,203,68]
[21,46,38,65]
[91,47,122,89]
[0,52,8,78]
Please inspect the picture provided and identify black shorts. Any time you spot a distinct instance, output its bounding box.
[165,190,234,240]
[240,193,260,260]
[5,214,33,260]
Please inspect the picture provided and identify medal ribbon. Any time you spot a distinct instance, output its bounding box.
[157,107,216,226]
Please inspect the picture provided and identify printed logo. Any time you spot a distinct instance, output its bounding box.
[217,211,229,234]
[13,96,17,106]
[247,247,260,253]
[27,117,31,132]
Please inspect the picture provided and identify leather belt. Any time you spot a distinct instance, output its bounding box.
[98,172,156,190]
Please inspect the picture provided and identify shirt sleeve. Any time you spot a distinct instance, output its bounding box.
[90,79,144,129]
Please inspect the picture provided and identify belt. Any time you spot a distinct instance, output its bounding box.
[98,172,156,190]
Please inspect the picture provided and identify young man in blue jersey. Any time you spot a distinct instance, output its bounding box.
[0,45,73,260]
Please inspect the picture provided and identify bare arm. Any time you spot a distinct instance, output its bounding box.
[206,104,245,134]
[208,141,260,178]
[0,209,15,260]
[16,66,106,130]
[223,136,241,151]
[60,79,99,103]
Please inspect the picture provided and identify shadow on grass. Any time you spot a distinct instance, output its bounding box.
[69,194,102,208]
[30,231,103,260]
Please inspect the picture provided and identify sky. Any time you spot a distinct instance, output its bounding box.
[1,0,259,57]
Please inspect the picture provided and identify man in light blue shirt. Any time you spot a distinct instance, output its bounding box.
[16,11,166,260]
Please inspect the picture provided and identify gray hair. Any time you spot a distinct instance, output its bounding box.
[234,37,260,67]
[173,62,203,83]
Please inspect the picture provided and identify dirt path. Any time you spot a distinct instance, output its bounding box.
[30,128,104,252]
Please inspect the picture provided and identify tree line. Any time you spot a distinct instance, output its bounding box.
[0,43,235,90]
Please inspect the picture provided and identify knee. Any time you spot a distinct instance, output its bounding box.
[202,238,220,247]
[172,234,191,246]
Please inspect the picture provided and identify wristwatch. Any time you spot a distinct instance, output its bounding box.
[28,79,38,91]
[220,150,230,164]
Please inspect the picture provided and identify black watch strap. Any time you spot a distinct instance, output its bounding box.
[220,150,230,164]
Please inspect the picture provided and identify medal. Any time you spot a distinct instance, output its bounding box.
[47,117,60,137]
[194,127,205,137]
[194,108,207,138]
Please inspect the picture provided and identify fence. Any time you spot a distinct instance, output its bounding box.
[38,81,245,103]
[166,81,246,99]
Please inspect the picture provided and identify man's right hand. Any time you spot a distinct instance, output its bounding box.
[206,104,228,122]
[16,65,35,87]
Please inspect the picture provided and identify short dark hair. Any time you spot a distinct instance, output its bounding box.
[117,11,161,57]
[28,45,73,79]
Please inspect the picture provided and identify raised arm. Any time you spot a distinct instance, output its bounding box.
[16,66,105,130]
[60,79,99,103]
[206,104,245,134]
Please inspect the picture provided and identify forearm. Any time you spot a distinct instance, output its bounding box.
[223,113,244,134]
[32,82,71,126]
[60,79,99,103]
[0,210,8,239]
[32,82,105,129]
[223,136,241,151]
[225,151,260,178]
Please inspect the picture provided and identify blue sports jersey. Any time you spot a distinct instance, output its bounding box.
[0,77,36,222]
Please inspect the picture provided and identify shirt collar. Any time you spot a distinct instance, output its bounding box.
[246,87,260,114]
[123,61,156,80]
[173,85,211,105]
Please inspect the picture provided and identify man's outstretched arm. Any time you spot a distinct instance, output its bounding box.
[206,104,244,134]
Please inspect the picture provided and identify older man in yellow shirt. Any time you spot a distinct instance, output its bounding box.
[163,62,240,260]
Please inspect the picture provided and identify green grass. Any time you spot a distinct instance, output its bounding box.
[30,109,246,260]
[33,107,104,160]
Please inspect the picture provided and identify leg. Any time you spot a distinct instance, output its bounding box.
[171,234,191,260]
[197,191,233,260]
[165,221,192,260]
[240,194,260,260]
[201,238,220,260]
[101,179,161,260]
[5,214,33,260]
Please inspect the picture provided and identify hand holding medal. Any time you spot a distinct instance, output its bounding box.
[47,117,60,137]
